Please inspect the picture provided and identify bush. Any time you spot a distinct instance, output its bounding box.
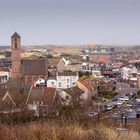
[99,91,118,99]
[0,110,38,125]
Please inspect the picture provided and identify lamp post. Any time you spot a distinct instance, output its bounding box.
[119,110,127,128]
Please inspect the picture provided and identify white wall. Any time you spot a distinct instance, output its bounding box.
[34,78,46,86]
[47,79,57,88]
[56,75,79,89]
[122,67,131,80]
[0,71,10,81]
[122,66,138,81]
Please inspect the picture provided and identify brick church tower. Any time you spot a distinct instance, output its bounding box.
[11,32,21,80]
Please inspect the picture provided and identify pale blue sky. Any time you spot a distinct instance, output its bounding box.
[0,0,140,45]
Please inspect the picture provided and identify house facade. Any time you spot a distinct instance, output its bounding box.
[47,71,79,89]
[0,75,7,88]
[0,67,11,81]
[76,80,93,100]
[56,72,79,89]
[47,78,57,88]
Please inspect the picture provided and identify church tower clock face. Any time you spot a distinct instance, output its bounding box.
[11,32,21,80]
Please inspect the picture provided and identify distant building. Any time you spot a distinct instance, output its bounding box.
[57,57,82,72]
[122,66,138,81]
[89,54,110,64]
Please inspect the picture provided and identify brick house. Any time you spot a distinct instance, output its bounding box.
[76,80,93,100]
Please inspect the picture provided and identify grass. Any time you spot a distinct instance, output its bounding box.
[0,119,139,140]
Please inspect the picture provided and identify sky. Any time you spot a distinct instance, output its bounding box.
[0,0,140,45]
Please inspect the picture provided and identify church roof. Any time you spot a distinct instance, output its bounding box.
[21,59,48,75]
[11,32,21,38]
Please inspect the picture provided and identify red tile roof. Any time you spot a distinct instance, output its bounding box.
[32,86,55,92]
[101,71,115,75]
[79,80,92,89]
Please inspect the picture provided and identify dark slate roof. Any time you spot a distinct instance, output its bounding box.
[21,59,48,75]
[64,86,84,97]
[11,32,21,38]
[27,87,57,106]
[57,72,78,76]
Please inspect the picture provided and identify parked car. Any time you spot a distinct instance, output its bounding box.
[116,100,125,105]
[118,96,129,101]
[126,102,133,107]
[126,92,136,99]
[106,105,116,111]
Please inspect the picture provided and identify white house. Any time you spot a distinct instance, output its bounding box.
[47,78,57,88]
[56,72,79,89]
[0,67,10,81]
[47,72,79,89]
[122,66,138,81]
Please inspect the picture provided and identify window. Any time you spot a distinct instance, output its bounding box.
[59,82,61,87]
[67,79,69,83]
[51,82,54,86]
[73,82,75,85]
